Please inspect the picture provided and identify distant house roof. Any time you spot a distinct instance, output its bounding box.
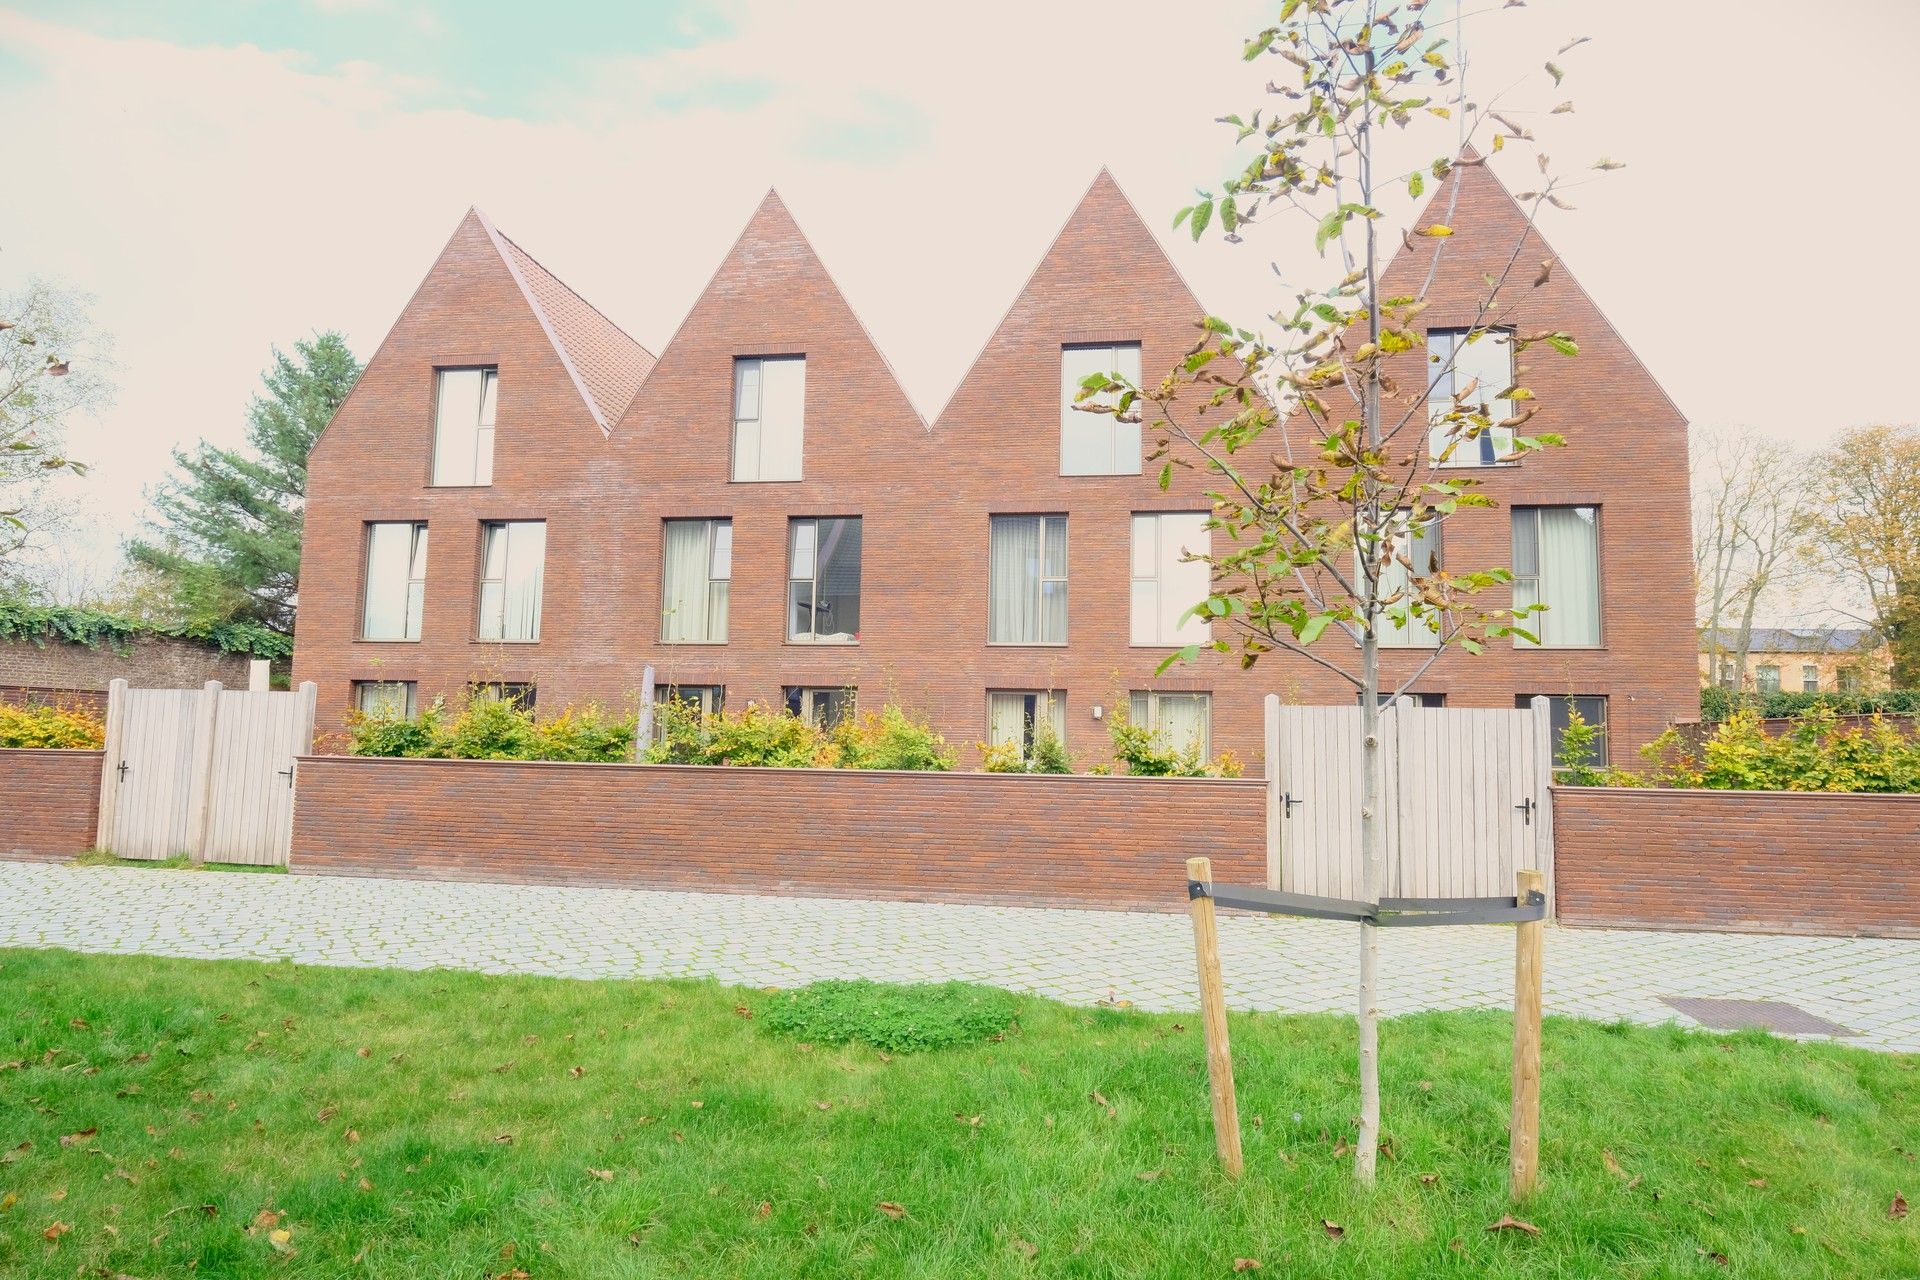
[1699,627,1877,656]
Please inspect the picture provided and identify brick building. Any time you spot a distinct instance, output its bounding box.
[293,161,1695,769]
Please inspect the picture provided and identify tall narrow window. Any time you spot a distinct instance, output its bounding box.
[1427,329,1513,466]
[785,686,853,729]
[1362,513,1442,648]
[662,519,732,643]
[1511,506,1600,647]
[1129,691,1211,758]
[476,521,546,642]
[788,517,862,643]
[732,356,805,481]
[431,367,499,486]
[987,691,1066,755]
[1060,342,1143,475]
[1802,663,1820,693]
[1131,513,1211,646]
[1520,694,1608,771]
[361,522,428,641]
[353,680,416,718]
[989,515,1068,644]
[1756,664,1781,695]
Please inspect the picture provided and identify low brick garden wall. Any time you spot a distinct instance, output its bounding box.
[1553,785,1920,937]
[0,749,103,861]
[290,756,1266,911]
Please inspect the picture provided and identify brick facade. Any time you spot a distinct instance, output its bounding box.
[1553,785,1920,937]
[0,749,103,860]
[0,635,253,712]
[289,755,1265,911]
[293,162,1695,769]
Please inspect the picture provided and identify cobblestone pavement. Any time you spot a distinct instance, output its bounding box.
[3,861,1915,1052]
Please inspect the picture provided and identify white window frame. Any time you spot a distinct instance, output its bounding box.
[731,355,805,482]
[1130,513,1212,647]
[1802,663,1820,693]
[430,367,499,487]
[353,680,417,718]
[1060,342,1143,476]
[787,517,862,644]
[661,518,733,644]
[476,520,546,643]
[360,521,428,642]
[1426,329,1515,468]
[1128,690,1212,758]
[1756,664,1781,695]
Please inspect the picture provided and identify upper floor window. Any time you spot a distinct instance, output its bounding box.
[1365,512,1442,649]
[989,515,1067,645]
[1519,694,1608,771]
[1060,342,1142,476]
[1511,506,1600,648]
[431,367,498,486]
[1131,512,1211,647]
[662,518,732,643]
[732,356,805,482]
[1802,663,1820,693]
[786,685,854,730]
[1756,664,1781,695]
[1427,329,1514,467]
[477,520,546,642]
[361,521,427,641]
[353,680,416,719]
[788,517,862,643]
[1129,690,1211,758]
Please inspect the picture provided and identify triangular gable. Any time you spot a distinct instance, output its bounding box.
[1382,153,1685,424]
[933,168,1207,431]
[478,211,657,433]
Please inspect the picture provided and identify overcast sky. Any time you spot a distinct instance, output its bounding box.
[6,0,1917,598]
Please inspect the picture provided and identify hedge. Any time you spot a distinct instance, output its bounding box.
[1699,686,1920,722]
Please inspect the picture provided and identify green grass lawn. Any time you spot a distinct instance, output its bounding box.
[0,949,1913,1278]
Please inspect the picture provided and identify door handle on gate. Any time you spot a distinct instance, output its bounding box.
[1515,796,1535,825]
[277,767,295,788]
[116,760,129,781]
[1282,791,1305,816]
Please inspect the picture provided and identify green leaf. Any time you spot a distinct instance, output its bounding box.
[1298,614,1333,645]
[1220,195,1238,233]
[1158,462,1172,491]
[1545,333,1579,356]
[1189,198,1214,242]
[1407,171,1424,199]
[1173,206,1192,232]
[1314,208,1345,254]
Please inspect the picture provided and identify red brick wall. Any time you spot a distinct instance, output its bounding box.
[0,635,252,700]
[289,755,1265,911]
[1553,785,1920,937]
[0,749,102,861]
[294,162,1696,771]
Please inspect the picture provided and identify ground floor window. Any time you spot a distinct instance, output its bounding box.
[1128,690,1211,757]
[786,686,854,730]
[353,680,416,719]
[1518,694,1607,769]
[986,690,1066,756]
[471,682,536,714]
[653,684,724,742]
[1357,691,1445,708]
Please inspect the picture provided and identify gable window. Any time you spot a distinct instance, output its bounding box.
[1427,329,1514,467]
[788,517,862,643]
[987,690,1066,755]
[471,681,536,713]
[1362,512,1441,648]
[1511,506,1600,647]
[732,355,805,482]
[662,519,732,643]
[353,680,416,719]
[1060,342,1142,475]
[1802,663,1820,693]
[431,367,499,486]
[1131,513,1211,647]
[1129,691,1211,758]
[1520,694,1608,771]
[1756,664,1781,695]
[786,686,853,729]
[361,522,428,641]
[989,515,1068,645]
[477,521,546,642]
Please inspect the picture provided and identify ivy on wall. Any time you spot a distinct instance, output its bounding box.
[0,600,293,661]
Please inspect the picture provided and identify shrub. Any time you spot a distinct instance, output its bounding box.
[1700,685,1920,722]
[1108,710,1241,778]
[830,704,957,771]
[977,719,1074,774]
[1621,707,1920,793]
[346,697,638,763]
[0,702,106,749]
[643,699,833,768]
[758,980,1019,1053]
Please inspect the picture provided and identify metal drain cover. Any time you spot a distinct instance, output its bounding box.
[1662,997,1858,1038]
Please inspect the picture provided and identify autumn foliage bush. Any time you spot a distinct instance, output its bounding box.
[0,702,106,749]
[346,696,635,763]
[1562,706,1920,793]
[642,696,955,771]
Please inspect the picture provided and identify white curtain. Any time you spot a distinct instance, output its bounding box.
[502,522,545,641]
[1132,691,1209,756]
[990,516,1041,643]
[986,693,1027,748]
[1536,508,1599,646]
[663,520,720,642]
[362,523,419,640]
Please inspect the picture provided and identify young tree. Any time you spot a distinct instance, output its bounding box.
[1806,424,1920,686]
[1083,2,1601,1183]
[1692,426,1810,688]
[0,279,113,575]
[127,332,360,636]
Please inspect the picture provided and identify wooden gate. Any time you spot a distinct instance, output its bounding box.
[95,679,316,865]
[1263,695,1555,904]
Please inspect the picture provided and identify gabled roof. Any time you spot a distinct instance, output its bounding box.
[474,210,656,432]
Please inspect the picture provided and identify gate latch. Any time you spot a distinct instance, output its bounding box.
[1282,791,1305,817]
[116,760,129,782]
[277,766,295,788]
[1515,796,1535,826]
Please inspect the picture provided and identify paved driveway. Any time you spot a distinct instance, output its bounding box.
[3,861,1915,1052]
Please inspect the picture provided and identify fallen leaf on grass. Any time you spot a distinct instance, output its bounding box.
[1892,1192,1909,1221]
[1418,1173,1439,1187]
[755,1201,772,1219]
[1136,1170,1164,1182]
[492,1062,514,1074]
[269,1227,294,1256]
[1009,1236,1038,1259]
[1603,1149,1628,1178]
[493,1134,514,1145]
[343,1128,360,1144]
[568,1066,585,1080]
[356,1046,371,1058]
[1747,1178,1768,1189]
[357,1177,372,1192]
[1321,1220,1344,1239]
[955,1113,982,1128]
[49,1189,66,1202]
[814,1101,832,1112]
[1486,1215,1540,1236]
[689,1100,703,1109]
[316,1106,337,1123]
[876,1202,907,1220]
[58,1128,97,1147]
[586,1169,614,1182]
[43,1220,70,1241]
[1698,1249,1729,1267]
[733,1006,753,1019]
[0,1192,12,1212]
[1233,1259,1262,1272]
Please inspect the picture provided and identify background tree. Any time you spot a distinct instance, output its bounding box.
[127,332,360,636]
[1806,423,1920,686]
[1692,426,1810,688]
[0,279,113,580]
[1088,0,1598,1183]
